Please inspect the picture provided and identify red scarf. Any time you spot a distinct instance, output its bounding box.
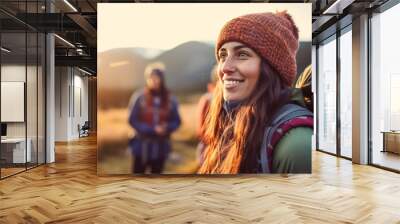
[139,91,171,126]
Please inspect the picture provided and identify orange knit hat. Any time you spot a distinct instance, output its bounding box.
[216,11,299,87]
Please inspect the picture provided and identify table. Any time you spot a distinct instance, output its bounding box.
[381,131,400,154]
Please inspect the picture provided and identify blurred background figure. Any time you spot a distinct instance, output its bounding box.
[196,65,218,165]
[294,64,313,112]
[128,63,181,174]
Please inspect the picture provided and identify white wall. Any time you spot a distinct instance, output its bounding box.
[55,67,89,141]
[1,65,35,138]
[55,66,69,141]
[1,65,26,81]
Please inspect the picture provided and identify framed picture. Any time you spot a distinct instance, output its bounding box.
[97,3,312,175]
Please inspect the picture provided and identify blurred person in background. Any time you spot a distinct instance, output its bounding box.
[128,63,181,174]
[198,12,313,174]
[196,65,218,165]
[294,64,313,112]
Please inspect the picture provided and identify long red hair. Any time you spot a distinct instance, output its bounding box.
[198,61,290,174]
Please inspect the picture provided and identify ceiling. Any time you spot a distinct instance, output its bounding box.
[0,0,393,75]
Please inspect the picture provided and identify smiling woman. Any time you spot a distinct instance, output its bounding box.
[198,12,314,174]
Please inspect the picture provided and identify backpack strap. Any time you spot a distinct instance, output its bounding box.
[259,104,313,173]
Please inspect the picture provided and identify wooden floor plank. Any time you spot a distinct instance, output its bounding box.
[0,135,399,223]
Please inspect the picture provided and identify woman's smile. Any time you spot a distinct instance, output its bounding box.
[223,78,245,90]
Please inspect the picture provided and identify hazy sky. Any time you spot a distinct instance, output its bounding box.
[98,3,311,53]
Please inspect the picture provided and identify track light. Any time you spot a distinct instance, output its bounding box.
[323,0,355,15]
[63,0,78,12]
[54,34,75,48]
[1,47,11,53]
[78,67,93,76]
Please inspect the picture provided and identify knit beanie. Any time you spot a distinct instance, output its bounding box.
[144,62,165,79]
[216,11,299,87]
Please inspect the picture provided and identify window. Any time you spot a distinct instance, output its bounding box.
[371,2,400,171]
[317,36,337,154]
[0,2,46,179]
[339,28,352,158]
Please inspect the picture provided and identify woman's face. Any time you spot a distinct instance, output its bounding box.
[146,72,162,91]
[217,41,261,102]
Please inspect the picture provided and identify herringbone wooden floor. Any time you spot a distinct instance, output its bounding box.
[0,136,400,224]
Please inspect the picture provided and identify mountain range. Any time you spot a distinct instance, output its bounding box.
[98,41,216,93]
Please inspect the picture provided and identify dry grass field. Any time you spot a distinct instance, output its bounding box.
[97,94,203,175]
